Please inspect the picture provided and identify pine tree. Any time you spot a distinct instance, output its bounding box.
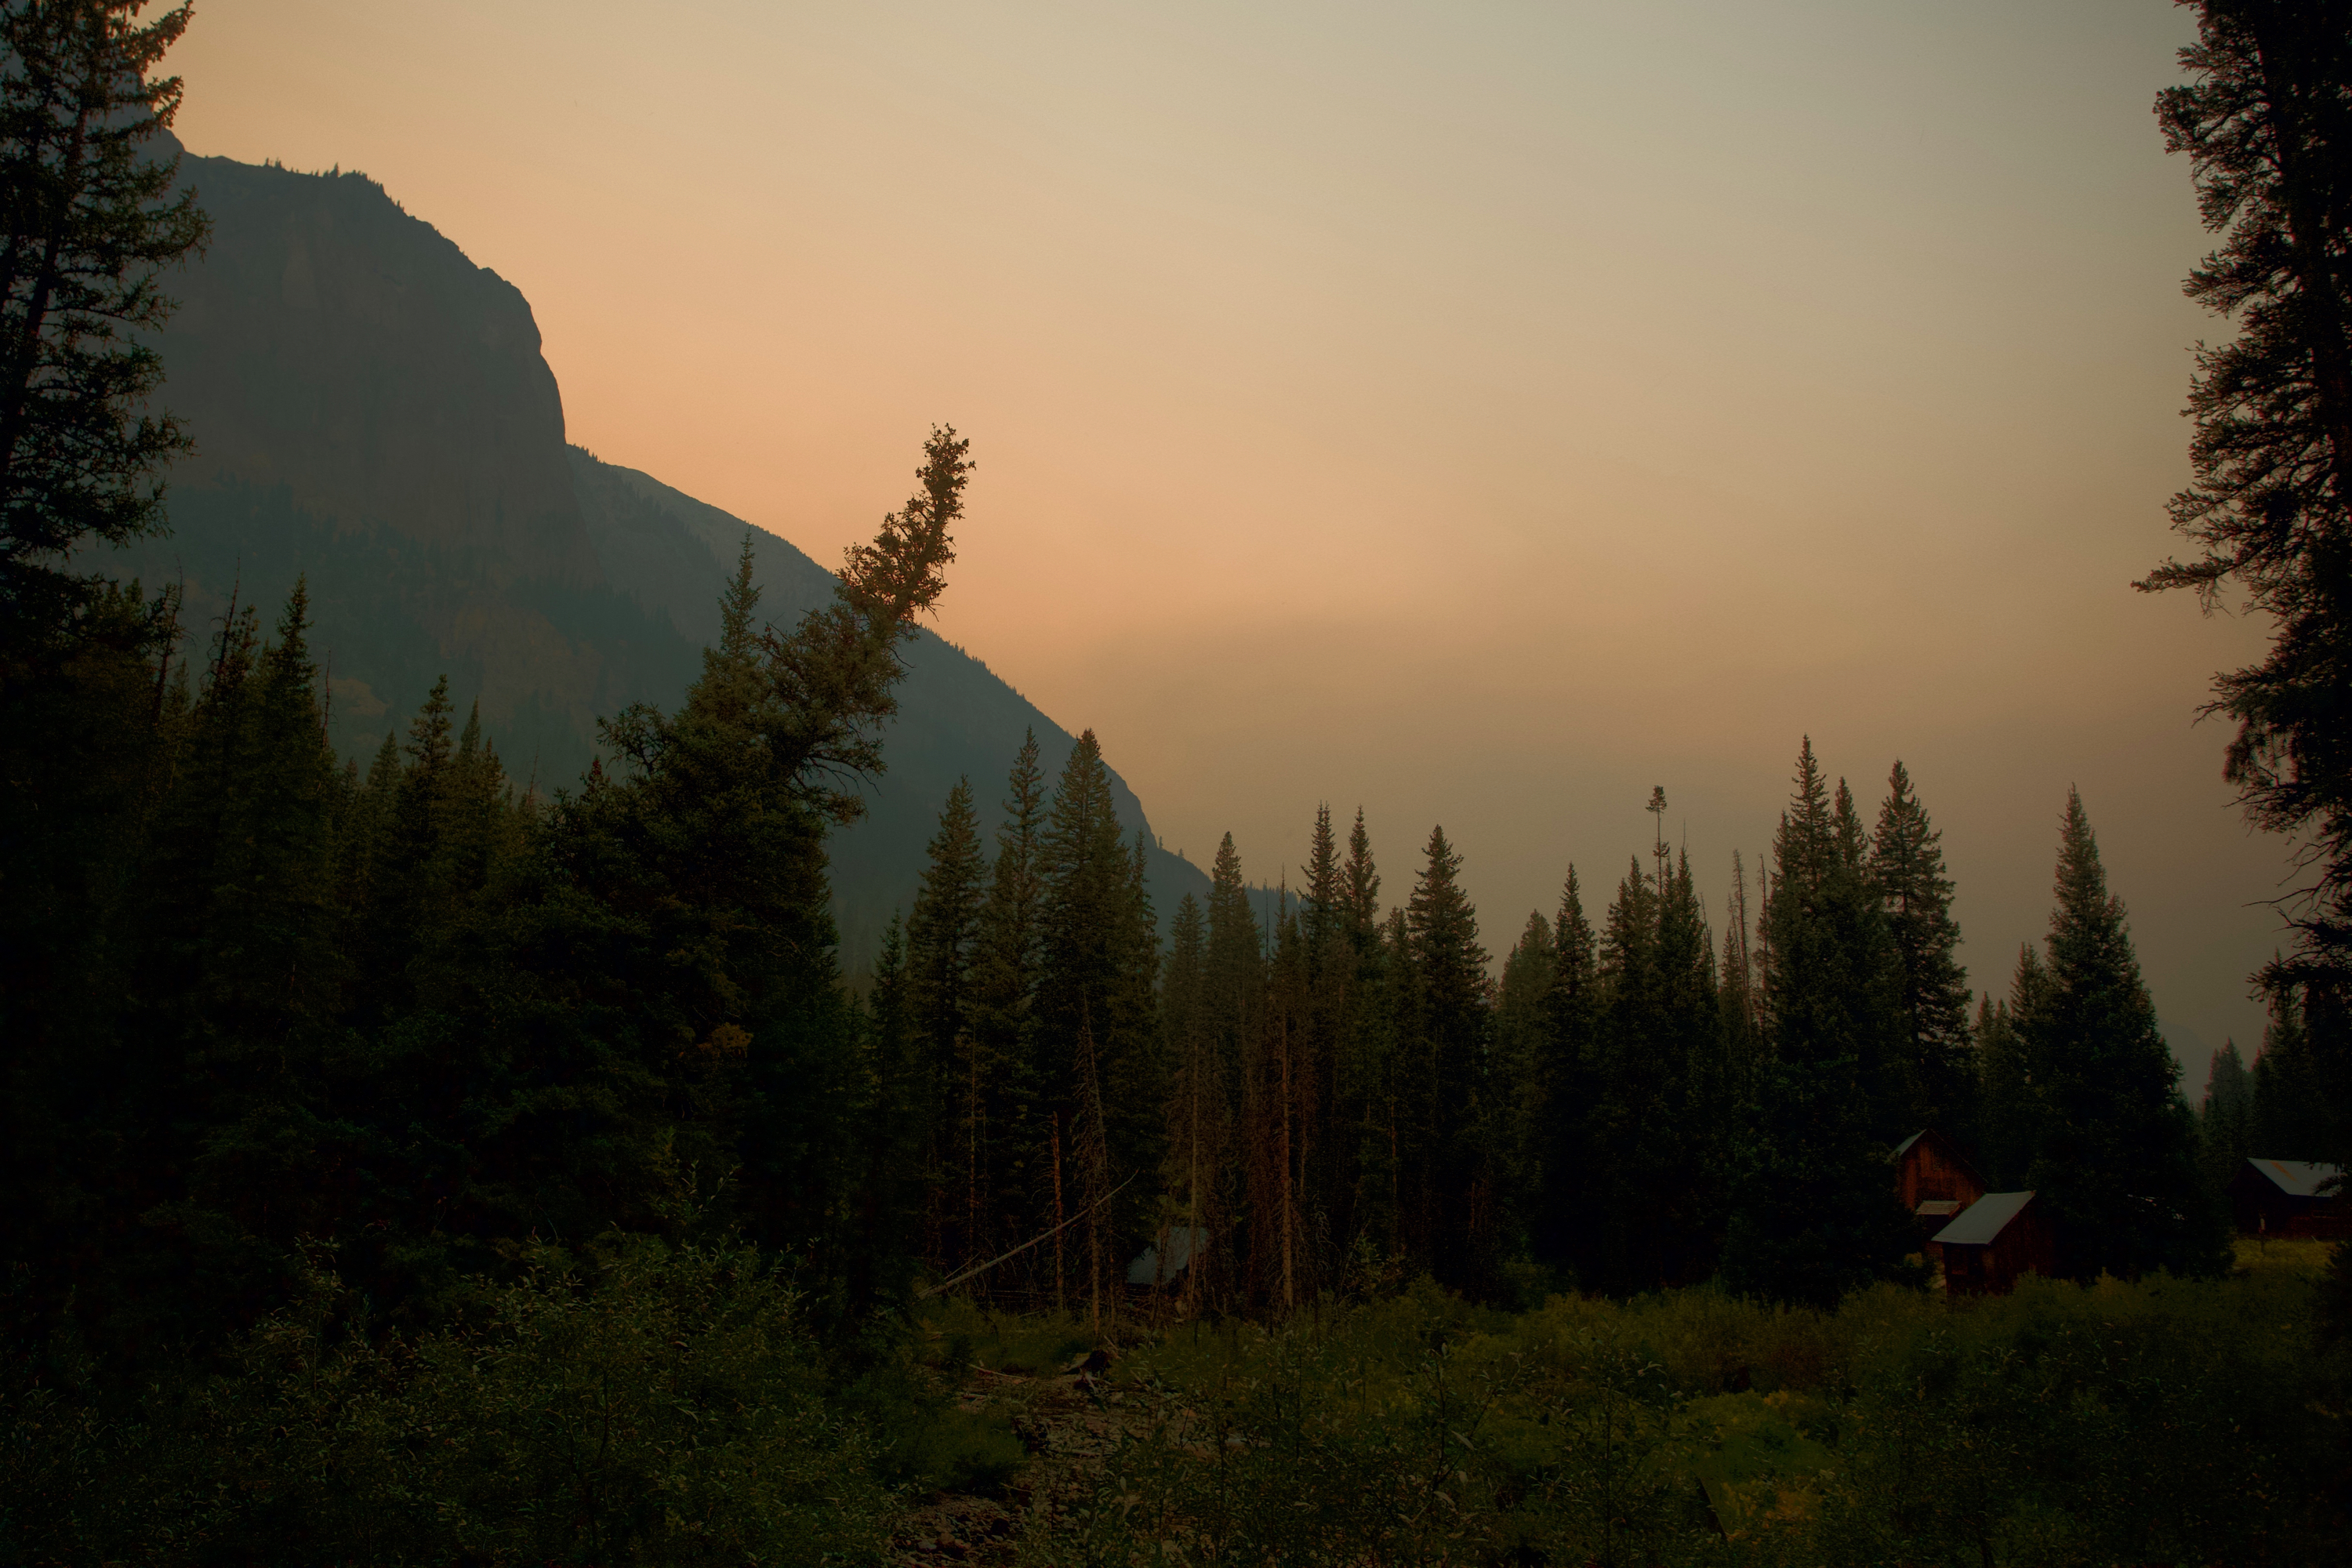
[1533,866,1598,1272]
[1581,848,1721,1291]
[1976,972,2039,1190]
[2013,789,2227,1279]
[906,776,988,1268]
[0,0,209,652]
[851,916,924,1311]
[1200,832,1261,1305]
[1344,808,1381,942]
[1297,805,1349,1269]
[1403,824,1489,1287]
[1721,739,1915,1308]
[2143,4,2352,982]
[1160,891,1216,1307]
[1109,829,1166,1283]
[967,730,1047,1289]
[1870,761,1976,1147]
[1351,905,1414,1268]
[2250,980,2347,1160]
[105,584,347,1345]
[0,2,210,1361]
[2201,1037,2257,1189]
[1719,850,1765,1103]
[495,433,963,1283]
[1331,809,1392,1273]
[1491,909,1557,1269]
[1660,848,1726,1279]
[1258,890,1312,1308]
[1036,729,1159,1325]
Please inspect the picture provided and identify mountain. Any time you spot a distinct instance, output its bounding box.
[106,148,1215,965]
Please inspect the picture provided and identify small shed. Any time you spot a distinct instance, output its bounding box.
[2229,1158,2350,1240]
[1932,1190,2055,1295]
[1127,1225,1208,1291]
[1892,1130,1985,1238]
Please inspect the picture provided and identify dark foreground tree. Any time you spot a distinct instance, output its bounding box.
[0,0,206,652]
[2013,791,2228,1279]
[2144,5,2352,996]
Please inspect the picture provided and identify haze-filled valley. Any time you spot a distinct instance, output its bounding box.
[7,4,2352,1565]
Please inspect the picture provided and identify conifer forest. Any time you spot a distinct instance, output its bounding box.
[5,2,2352,1564]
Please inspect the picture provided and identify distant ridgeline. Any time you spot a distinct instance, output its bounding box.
[104,148,1225,964]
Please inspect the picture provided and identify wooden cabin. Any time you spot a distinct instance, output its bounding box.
[1892,1130,1985,1240]
[2229,1158,2351,1240]
[1932,1191,2055,1295]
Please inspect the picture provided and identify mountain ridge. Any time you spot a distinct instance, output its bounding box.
[104,148,1218,964]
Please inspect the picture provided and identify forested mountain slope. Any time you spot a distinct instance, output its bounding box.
[107,147,1210,960]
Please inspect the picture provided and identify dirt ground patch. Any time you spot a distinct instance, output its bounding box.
[888,1360,1152,1566]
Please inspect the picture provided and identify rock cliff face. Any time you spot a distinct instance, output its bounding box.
[169,154,597,586]
[114,150,1213,962]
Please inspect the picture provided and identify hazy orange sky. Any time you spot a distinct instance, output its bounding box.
[175,1,2282,1072]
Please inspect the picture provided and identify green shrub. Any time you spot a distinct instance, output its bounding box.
[4,1236,892,1566]
[1025,1269,2347,1566]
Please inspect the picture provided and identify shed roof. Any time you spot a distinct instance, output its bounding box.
[2243,1158,2343,1199]
[1891,1132,1925,1161]
[1933,1190,2036,1248]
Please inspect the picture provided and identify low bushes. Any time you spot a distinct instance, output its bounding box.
[2,1237,891,1566]
[1020,1263,2347,1566]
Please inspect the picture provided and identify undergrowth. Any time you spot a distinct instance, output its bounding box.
[1014,1261,2347,1566]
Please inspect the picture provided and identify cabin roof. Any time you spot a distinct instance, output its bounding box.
[2242,1158,2343,1199]
[1933,1190,2036,1248]
[1890,1129,1981,1180]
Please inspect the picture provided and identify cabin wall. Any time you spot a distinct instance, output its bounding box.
[2228,1173,2352,1239]
[1898,1137,1985,1212]
[1943,1209,2056,1296]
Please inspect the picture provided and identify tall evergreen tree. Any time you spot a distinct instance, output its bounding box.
[1976,971,2040,1191]
[1533,866,1599,1272]
[1870,761,1975,1145]
[0,0,208,650]
[1661,848,1726,1275]
[1578,848,1722,1291]
[1199,830,1261,1303]
[966,729,1047,1290]
[1255,890,1312,1308]
[1403,824,1489,1287]
[2249,979,2349,1160]
[1331,809,1391,1271]
[1721,739,1915,1308]
[1036,730,1160,1324]
[2013,790,2227,1279]
[2144,3,2352,993]
[2201,1037,2258,1190]
[1159,891,1218,1307]
[906,776,988,1268]
[100,585,346,1347]
[851,916,924,1311]
[1343,807,1381,942]
[1295,805,1350,1272]
[1490,909,1557,1266]
[1719,850,1765,1103]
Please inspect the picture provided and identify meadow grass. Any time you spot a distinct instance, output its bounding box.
[980,1258,2343,1566]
